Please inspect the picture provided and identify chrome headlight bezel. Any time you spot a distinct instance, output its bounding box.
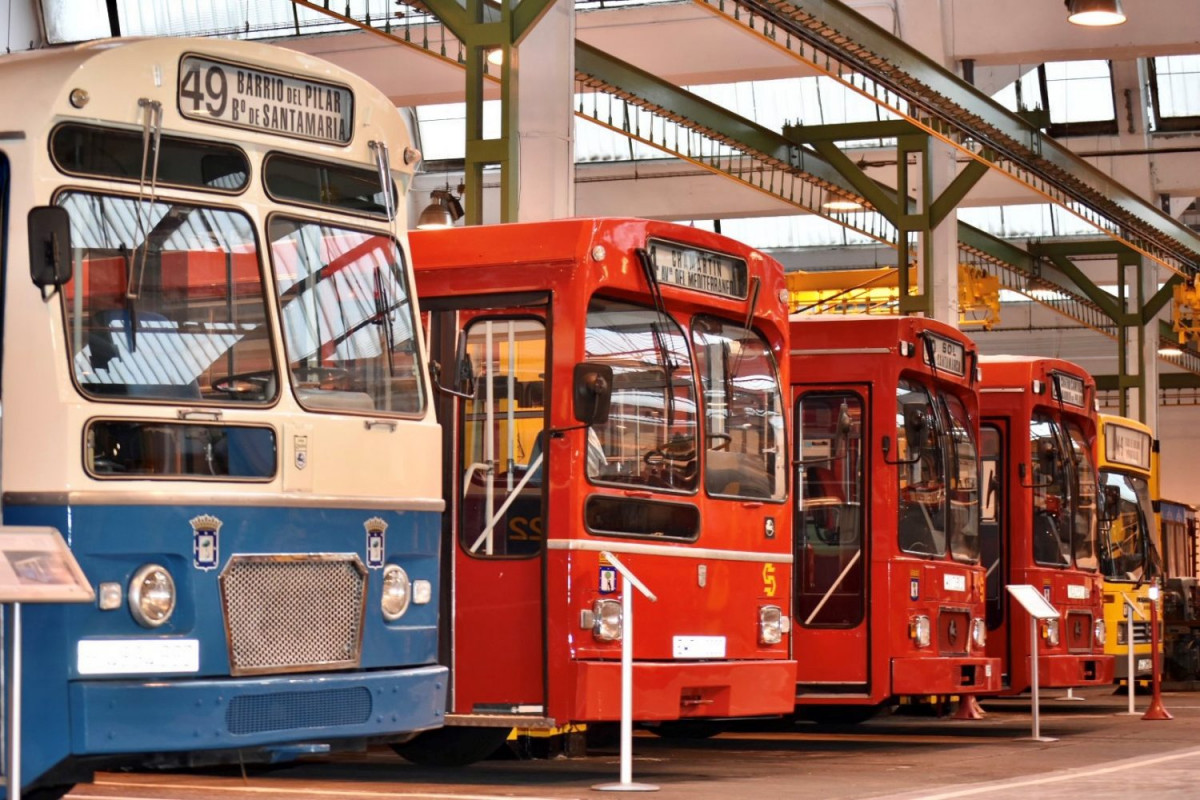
[128,563,176,628]
[1094,619,1107,647]
[759,604,784,645]
[593,598,623,642]
[381,564,412,621]
[1042,617,1061,647]
[910,614,932,648]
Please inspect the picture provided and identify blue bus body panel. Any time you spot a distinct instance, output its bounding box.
[5,501,443,789]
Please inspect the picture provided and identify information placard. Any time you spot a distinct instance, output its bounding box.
[0,526,94,603]
[1007,584,1058,620]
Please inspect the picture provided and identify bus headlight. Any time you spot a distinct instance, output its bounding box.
[128,564,176,628]
[1042,618,1060,646]
[593,599,623,642]
[909,615,931,648]
[381,564,411,621]
[1094,619,1107,647]
[971,618,987,649]
[759,605,784,645]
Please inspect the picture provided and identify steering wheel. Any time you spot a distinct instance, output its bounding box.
[213,370,275,399]
[815,525,841,546]
[708,432,733,451]
[904,539,933,555]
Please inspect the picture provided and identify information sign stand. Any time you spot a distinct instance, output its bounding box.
[1118,593,1146,716]
[1006,585,1060,743]
[593,552,658,793]
[0,527,94,800]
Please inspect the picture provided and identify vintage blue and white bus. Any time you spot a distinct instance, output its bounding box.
[0,37,443,797]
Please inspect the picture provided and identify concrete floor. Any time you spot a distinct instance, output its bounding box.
[65,687,1200,800]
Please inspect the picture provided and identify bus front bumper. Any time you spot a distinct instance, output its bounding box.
[891,656,1002,696]
[1032,653,1116,688]
[68,665,447,755]
[570,659,798,721]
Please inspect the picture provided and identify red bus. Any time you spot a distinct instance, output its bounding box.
[789,316,1001,720]
[402,218,796,762]
[978,356,1114,693]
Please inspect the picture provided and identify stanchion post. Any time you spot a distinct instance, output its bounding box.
[1143,582,1172,721]
[593,552,658,793]
[1007,585,1058,743]
[1118,594,1144,716]
[7,602,20,800]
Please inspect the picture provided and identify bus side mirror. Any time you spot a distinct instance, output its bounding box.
[28,206,73,291]
[573,362,612,425]
[1101,484,1121,522]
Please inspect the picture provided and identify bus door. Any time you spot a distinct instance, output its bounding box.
[793,387,869,685]
[428,298,549,716]
[980,421,1009,676]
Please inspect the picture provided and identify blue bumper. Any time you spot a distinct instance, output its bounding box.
[69,666,447,754]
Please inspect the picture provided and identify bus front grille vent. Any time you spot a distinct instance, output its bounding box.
[220,554,367,676]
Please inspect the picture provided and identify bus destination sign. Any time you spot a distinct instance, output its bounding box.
[1050,371,1086,407]
[647,239,748,299]
[179,55,354,145]
[1105,422,1151,470]
[921,333,966,376]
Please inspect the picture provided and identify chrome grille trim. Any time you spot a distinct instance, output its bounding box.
[220,554,367,677]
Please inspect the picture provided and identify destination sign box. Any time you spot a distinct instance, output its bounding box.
[647,239,748,299]
[1050,371,1086,407]
[179,54,354,145]
[1105,422,1152,470]
[921,333,966,376]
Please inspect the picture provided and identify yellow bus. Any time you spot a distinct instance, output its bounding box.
[1096,414,1162,684]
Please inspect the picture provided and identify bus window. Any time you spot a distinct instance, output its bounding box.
[897,379,947,557]
[459,317,546,558]
[941,392,980,563]
[691,315,784,501]
[795,391,864,627]
[980,424,1004,630]
[59,192,272,404]
[1100,472,1154,580]
[584,297,698,493]
[270,217,425,416]
[86,420,276,479]
[1065,421,1099,571]
[1030,415,1072,567]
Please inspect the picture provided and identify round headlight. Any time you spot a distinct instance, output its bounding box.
[593,598,623,642]
[971,618,987,649]
[381,564,411,621]
[128,564,176,628]
[1094,619,1107,647]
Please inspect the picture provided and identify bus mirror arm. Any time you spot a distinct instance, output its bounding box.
[429,359,476,400]
[880,435,920,465]
[573,362,613,425]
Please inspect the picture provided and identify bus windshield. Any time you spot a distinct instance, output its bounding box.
[897,379,947,557]
[60,191,272,403]
[691,315,785,501]
[1030,415,1076,568]
[1065,421,1099,571]
[942,392,981,562]
[269,217,425,416]
[1100,471,1157,581]
[585,297,698,492]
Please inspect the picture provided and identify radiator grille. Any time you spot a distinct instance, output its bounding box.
[1066,611,1094,653]
[227,687,372,735]
[220,555,366,676]
[938,609,970,656]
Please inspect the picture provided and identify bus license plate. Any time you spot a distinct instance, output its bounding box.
[1137,657,1152,672]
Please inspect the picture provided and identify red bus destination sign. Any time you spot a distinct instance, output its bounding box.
[648,239,748,299]
[179,54,354,145]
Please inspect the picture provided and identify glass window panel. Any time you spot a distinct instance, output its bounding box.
[584,298,698,493]
[942,392,980,563]
[691,315,785,500]
[1154,56,1200,121]
[269,217,426,415]
[1030,415,1073,567]
[52,124,248,191]
[1100,471,1155,581]
[1044,60,1116,125]
[897,379,947,557]
[60,191,274,404]
[87,421,275,479]
[1065,421,1098,572]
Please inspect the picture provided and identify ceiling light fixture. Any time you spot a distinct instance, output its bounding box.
[416,185,465,230]
[1065,0,1126,27]
[822,197,864,212]
[1158,345,1185,357]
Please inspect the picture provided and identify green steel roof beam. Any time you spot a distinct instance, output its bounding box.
[929,159,990,228]
[1033,251,1125,324]
[1145,275,1183,325]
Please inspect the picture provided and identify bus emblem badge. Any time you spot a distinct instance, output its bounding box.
[294,435,309,470]
[909,576,919,601]
[764,518,776,539]
[365,517,387,569]
[190,514,222,571]
[599,565,617,594]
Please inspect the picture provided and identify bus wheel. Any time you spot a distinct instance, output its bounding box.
[797,704,882,725]
[391,726,512,767]
[643,720,723,739]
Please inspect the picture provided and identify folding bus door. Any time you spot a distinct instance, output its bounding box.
[793,386,869,686]
[428,300,549,717]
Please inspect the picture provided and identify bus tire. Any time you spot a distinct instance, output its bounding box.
[391,726,511,767]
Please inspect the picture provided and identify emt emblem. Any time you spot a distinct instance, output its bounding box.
[191,514,222,571]
[365,517,387,569]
